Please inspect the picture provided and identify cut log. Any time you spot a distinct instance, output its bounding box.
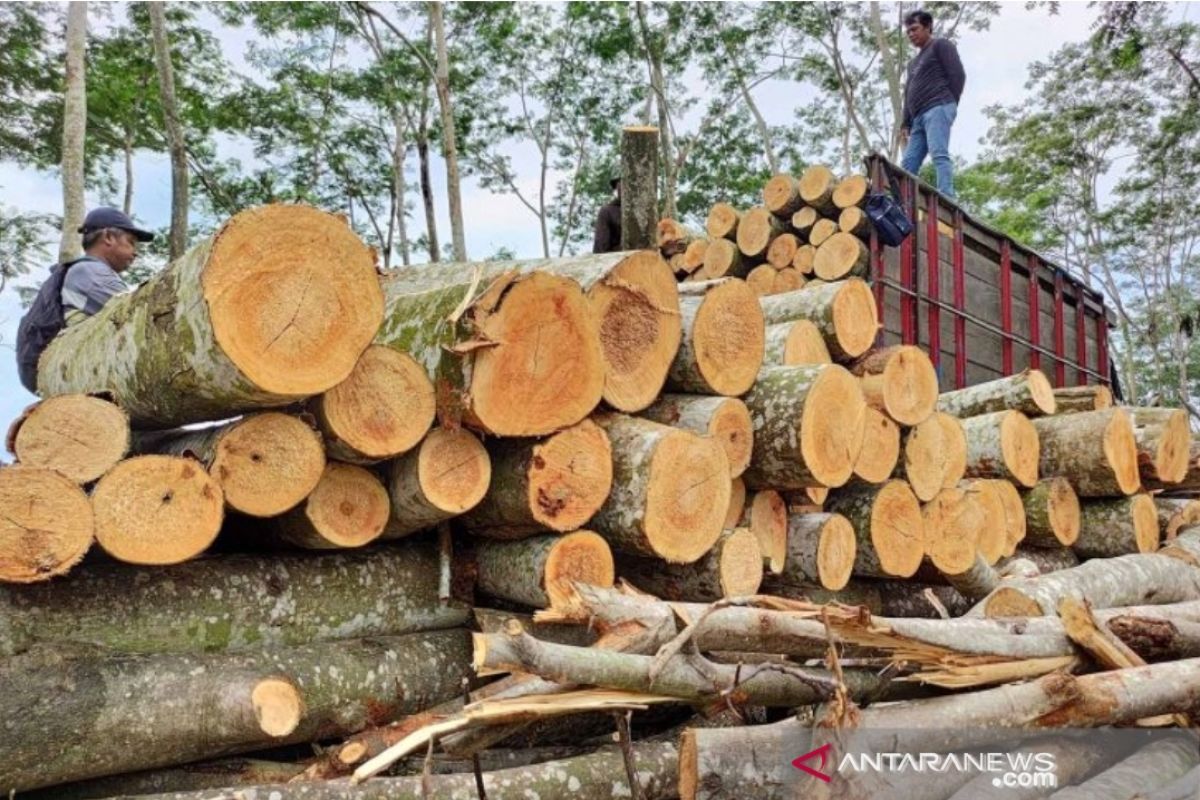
[838,204,871,238]
[383,427,491,540]
[642,395,752,479]
[740,490,788,573]
[699,238,746,280]
[473,608,598,648]
[1032,409,1140,496]
[706,202,740,241]
[742,364,866,490]
[616,527,763,600]
[1052,384,1113,413]
[312,345,435,464]
[462,420,612,537]
[991,479,1027,557]
[133,412,325,517]
[0,466,92,583]
[814,231,870,280]
[1073,494,1159,559]
[809,217,839,248]
[937,369,1056,418]
[38,205,383,427]
[960,479,1007,564]
[725,476,746,529]
[589,413,730,563]
[0,629,471,793]
[1138,766,1200,800]
[778,512,856,590]
[894,414,949,502]
[759,576,970,617]
[765,232,800,269]
[736,206,785,260]
[936,411,969,488]
[656,218,697,256]
[668,279,764,396]
[1007,545,1079,574]
[798,164,838,214]
[791,206,819,238]
[1049,738,1197,800]
[827,480,924,578]
[771,268,804,293]
[960,409,1040,487]
[379,268,604,436]
[1127,407,1192,486]
[792,242,816,274]
[833,173,869,209]
[1157,498,1200,542]
[763,320,832,367]
[16,759,308,800]
[758,278,878,361]
[850,344,939,426]
[267,462,390,550]
[922,486,983,575]
[762,173,803,218]
[680,238,708,274]
[0,541,468,657]
[6,395,128,484]
[472,531,614,609]
[745,263,775,295]
[938,552,1002,601]
[1022,477,1081,548]
[852,406,901,483]
[91,455,223,565]
[971,553,1200,617]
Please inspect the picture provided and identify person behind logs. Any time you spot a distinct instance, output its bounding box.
[899,8,965,198]
[15,207,153,392]
[591,176,622,254]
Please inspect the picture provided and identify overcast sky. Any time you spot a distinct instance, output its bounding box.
[0,1,1192,433]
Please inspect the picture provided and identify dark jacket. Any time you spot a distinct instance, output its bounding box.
[592,199,621,254]
[902,37,965,129]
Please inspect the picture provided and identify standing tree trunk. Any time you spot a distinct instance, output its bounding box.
[429,2,466,261]
[416,133,440,261]
[621,126,658,250]
[122,122,134,215]
[58,1,87,263]
[148,2,188,260]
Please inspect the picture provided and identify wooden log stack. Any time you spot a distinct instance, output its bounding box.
[3,186,1200,797]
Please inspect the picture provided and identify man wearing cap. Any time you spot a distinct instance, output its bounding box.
[591,176,622,254]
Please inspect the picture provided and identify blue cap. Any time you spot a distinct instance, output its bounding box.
[78,207,154,242]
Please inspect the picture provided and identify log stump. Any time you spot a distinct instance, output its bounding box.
[705,203,740,241]
[791,207,818,238]
[838,205,871,238]
[798,165,837,214]
[808,218,839,248]
[736,206,785,260]
[700,238,745,280]
[384,427,491,539]
[792,243,816,275]
[894,414,949,502]
[763,174,803,218]
[766,233,801,269]
[778,512,856,591]
[833,174,869,209]
[0,466,93,583]
[1128,407,1192,486]
[959,479,1007,564]
[936,411,968,488]
[850,345,939,426]
[745,264,776,296]
[922,486,983,576]
[6,395,128,484]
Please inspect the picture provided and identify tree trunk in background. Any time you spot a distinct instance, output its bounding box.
[58,2,87,263]
[870,1,904,158]
[634,3,677,220]
[149,1,188,260]
[430,2,467,262]
[391,112,410,266]
[417,130,440,261]
[122,125,134,215]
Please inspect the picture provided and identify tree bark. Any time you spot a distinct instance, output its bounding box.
[826,480,924,578]
[959,410,1041,487]
[1052,385,1113,413]
[640,394,753,478]
[267,462,390,550]
[1021,477,1081,548]
[383,427,491,539]
[615,527,763,601]
[1005,545,1079,574]
[763,320,832,367]
[429,2,466,261]
[0,466,93,584]
[621,126,659,249]
[758,278,878,361]
[1137,766,1200,800]
[148,2,188,260]
[1157,497,1200,542]
[39,206,383,428]
[58,1,87,263]
[6,394,129,484]
[1073,494,1159,559]
[0,541,468,657]
[18,759,307,800]
[416,133,440,261]
[778,511,856,590]
[1049,738,1197,800]
[1127,406,1192,486]
[667,279,764,397]
[938,369,1057,418]
[850,344,939,426]
[741,364,867,490]
[470,531,614,609]
[1032,409,1141,497]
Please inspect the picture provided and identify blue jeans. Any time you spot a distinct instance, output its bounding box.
[902,102,957,197]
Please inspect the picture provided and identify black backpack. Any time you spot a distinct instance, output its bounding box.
[864,170,915,247]
[15,260,77,393]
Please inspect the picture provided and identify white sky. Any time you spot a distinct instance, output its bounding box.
[0,0,1191,431]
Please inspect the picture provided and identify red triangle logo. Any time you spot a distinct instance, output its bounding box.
[792,742,833,782]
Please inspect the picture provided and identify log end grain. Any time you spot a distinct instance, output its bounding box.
[294,462,391,548]
[871,480,925,577]
[937,412,968,489]
[717,527,765,596]
[781,320,833,366]
[833,174,869,209]
[647,431,731,563]
[991,478,1027,557]
[1026,369,1058,415]
[705,203,740,241]
[798,164,836,210]
[901,415,948,502]
[801,365,868,488]
[863,345,938,426]
[763,174,802,218]
[814,232,869,280]
[0,466,93,582]
[211,412,326,517]
[831,278,880,360]
[701,238,741,280]
[766,233,801,270]
[472,272,605,434]
[736,206,780,259]
[816,512,856,590]
[318,345,435,462]
[8,395,129,484]
[704,398,754,479]
[1131,493,1162,553]
[690,279,765,396]
[91,455,223,565]
[1152,408,1192,484]
[809,218,839,249]
[744,490,788,573]
[1047,476,1082,546]
[746,264,777,296]
[1105,408,1143,495]
[838,206,871,238]
[923,487,983,575]
[416,428,492,515]
[204,204,383,395]
[772,268,805,294]
[725,476,747,529]
[962,479,1007,565]
[1000,410,1041,488]
[853,407,900,484]
[527,419,614,531]
[681,239,709,274]
[251,677,303,738]
[590,251,682,413]
[984,587,1043,618]
[792,243,816,275]
[544,530,616,608]
[791,207,819,235]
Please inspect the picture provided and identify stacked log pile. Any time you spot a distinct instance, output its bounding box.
[3,187,1200,799]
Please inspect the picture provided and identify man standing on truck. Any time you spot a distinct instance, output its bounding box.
[899,9,965,198]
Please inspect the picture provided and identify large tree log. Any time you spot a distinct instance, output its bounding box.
[668,279,765,396]
[461,420,612,537]
[641,395,753,478]
[472,531,614,609]
[852,406,901,483]
[762,173,803,218]
[133,412,325,517]
[1157,498,1200,542]
[838,205,872,238]
[1127,407,1192,486]
[762,320,832,367]
[38,205,382,427]
[765,231,801,269]
[893,413,950,501]
[681,238,708,275]
[814,231,870,280]
[937,552,1002,601]
[777,511,856,590]
[0,541,468,657]
[1032,409,1141,496]
[833,174,869,209]
[589,413,730,563]
[850,345,939,425]
[312,345,435,464]
[937,369,1056,418]
[1049,738,1197,800]
[959,410,1040,487]
[937,411,969,488]
[827,480,924,578]
[706,202,740,241]
[799,164,838,214]
[6,395,128,484]
[699,238,746,280]
[0,466,93,583]
[0,629,471,793]
[383,427,491,539]
[736,206,785,259]
[758,279,878,361]
[726,476,746,529]
[1139,766,1200,800]
[742,364,866,490]
[922,486,983,575]
[267,462,390,549]
[761,577,972,617]
[809,217,839,247]
[772,267,805,293]
[740,490,787,573]
[18,759,308,800]
[616,527,763,600]
[91,455,223,565]
[1052,384,1113,413]
[969,553,1200,617]
[1073,494,1159,559]
[1022,477,1081,548]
